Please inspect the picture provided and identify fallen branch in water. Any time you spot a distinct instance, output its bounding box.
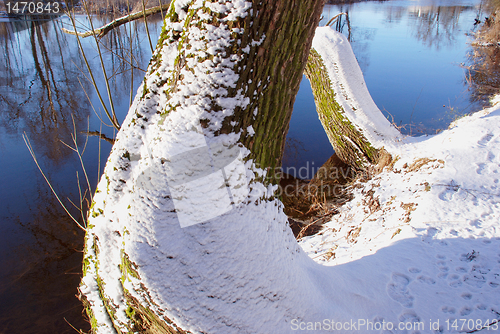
[62,3,170,39]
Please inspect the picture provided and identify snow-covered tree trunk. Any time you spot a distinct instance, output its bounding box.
[305,28,402,170]
[79,1,332,333]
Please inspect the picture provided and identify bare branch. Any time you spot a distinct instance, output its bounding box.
[62,4,171,39]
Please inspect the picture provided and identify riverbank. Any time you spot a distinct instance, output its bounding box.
[299,94,500,328]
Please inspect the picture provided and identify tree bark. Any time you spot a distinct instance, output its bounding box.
[304,28,401,170]
[305,48,379,169]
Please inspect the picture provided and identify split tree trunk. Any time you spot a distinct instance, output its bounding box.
[80,1,328,333]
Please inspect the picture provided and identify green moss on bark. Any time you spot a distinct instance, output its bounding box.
[304,48,379,170]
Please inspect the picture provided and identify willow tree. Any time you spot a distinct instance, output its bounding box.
[79,1,399,333]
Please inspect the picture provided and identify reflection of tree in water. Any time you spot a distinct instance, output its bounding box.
[283,136,307,167]
[0,10,164,161]
[465,45,500,103]
[0,180,89,334]
[74,0,169,16]
[408,5,474,50]
[323,4,374,73]
[383,5,405,25]
[0,19,91,162]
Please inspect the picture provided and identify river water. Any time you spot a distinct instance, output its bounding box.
[0,0,487,332]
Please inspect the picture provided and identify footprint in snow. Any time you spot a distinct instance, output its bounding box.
[408,268,422,274]
[387,273,414,308]
[487,151,496,162]
[461,292,472,300]
[441,306,456,314]
[463,273,487,288]
[476,163,487,175]
[417,275,436,285]
[422,228,438,243]
[460,306,473,316]
[438,272,448,279]
[436,261,450,273]
[478,133,494,146]
[438,189,456,202]
[477,304,487,310]
[399,310,421,325]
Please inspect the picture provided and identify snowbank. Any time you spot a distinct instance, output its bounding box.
[301,97,500,332]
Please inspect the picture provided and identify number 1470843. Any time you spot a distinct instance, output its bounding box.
[5,1,62,15]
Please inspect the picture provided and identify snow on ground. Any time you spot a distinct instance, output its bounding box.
[300,96,500,333]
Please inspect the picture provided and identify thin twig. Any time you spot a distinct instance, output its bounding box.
[326,12,347,27]
[142,0,155,53]
[23,133,85,231]
[67,10,120,130]
[81,0,120,130]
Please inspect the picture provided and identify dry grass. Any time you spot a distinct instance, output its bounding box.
[465,3,500,103]
[404,157,444,173]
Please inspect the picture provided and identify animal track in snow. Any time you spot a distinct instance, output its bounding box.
[460,306,473,316]
[387,273,414,308]
[477,304,487,310]
[399,310,421,326]
[408,268,421,274]
[441,306,456,314]
[476,163,487,175]
[478,133,494,146]
[417,275,436,285]
[461,292,472,300]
